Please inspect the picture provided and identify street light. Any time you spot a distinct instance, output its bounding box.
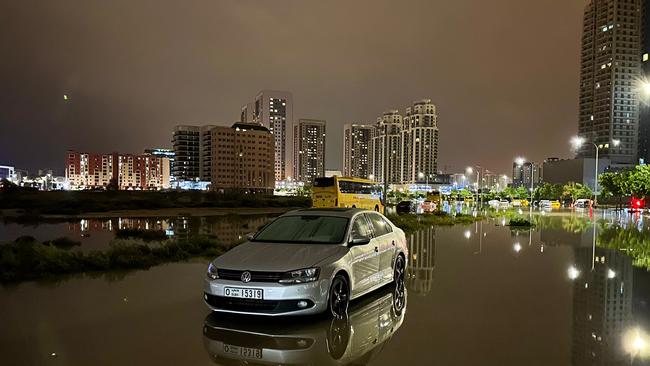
[514,157,534,209]
[570,136,621,206]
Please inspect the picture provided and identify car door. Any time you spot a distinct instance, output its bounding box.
[366,213,395,284]
[349,214,380,296]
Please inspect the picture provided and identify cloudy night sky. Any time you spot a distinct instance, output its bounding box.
[0,0,585,175]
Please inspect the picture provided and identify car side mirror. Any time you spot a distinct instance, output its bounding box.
[348,237,371,247]
[246,233,255,240]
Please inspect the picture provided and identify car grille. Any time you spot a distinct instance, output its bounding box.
[217,269,283,282]
[204,293,314,314]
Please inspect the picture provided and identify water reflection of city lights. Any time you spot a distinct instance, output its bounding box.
[513,243,522,253]
[568,266,580,280]
[607,269,616,279]
[501,218,506,226]
[464,230,471,239]
[624,327,649,359]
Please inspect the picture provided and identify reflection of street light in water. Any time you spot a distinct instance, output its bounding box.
[568,266,580,280]
[464,230,471,239]
[513,242,522,253]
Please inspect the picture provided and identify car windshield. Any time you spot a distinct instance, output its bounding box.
[251,215,349,244]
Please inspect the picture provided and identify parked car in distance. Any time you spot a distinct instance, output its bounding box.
[421,201,435,213]
[511,200,522,207]
[396,201,414,214]
[540,200,561,208]
[499,200,510,209]
[203,208,408,318]
[574,198,591,208]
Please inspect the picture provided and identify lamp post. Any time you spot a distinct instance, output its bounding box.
[514,157,534,209]
[570,136,620,207]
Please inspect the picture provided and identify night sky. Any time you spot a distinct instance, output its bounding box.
[0,0,585,176]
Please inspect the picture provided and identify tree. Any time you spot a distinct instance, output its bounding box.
[599,171,630,209]
[534,183,563,200]
[562,182,593,205]
[628,165,650,198]
[107,177,119,191]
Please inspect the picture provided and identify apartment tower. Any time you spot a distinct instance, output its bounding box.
[293,119,326,183]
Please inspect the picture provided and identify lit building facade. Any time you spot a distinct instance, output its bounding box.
[251,90,294,181]
[578,0,642,165]
[512,161,542,189]
[343,123,374,179]
[210,122,275,194]
[371,110,403,184]
[401,99,439,183]
[65,151,170,190]
[293,119,326,183]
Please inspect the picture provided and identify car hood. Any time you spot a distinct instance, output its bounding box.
[213,241,347,272]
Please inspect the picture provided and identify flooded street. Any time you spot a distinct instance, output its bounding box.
[1,210,650,365]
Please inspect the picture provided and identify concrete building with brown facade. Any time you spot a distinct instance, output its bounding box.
[210,122,275,194]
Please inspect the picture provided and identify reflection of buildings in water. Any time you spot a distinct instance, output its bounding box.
[68,218,174,235]
[64,215,273,244]
[572,247,633,366]
[406,226,435,296]
[200,216,271,245]
[202,286,406,366]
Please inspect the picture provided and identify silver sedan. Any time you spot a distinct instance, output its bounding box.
[203,208,408,317]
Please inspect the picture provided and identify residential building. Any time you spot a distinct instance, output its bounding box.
[145,148,174,183]
[371,110,403,184]
[0,165,17,183]
[639,1,650,163]
[210,122,275,194]
[240,102,255,124]
[401,99,439,183]
[512,161,542,189]
[578,0,642,165]
[343,123,374,179]
[171,125,214,182]
[325,169,343,177]
[251,90,294,181]
[65,151,170,190]
[293,119,326,183]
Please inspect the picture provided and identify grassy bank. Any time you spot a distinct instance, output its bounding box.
[0,235,234,283]
[0,191,311,216]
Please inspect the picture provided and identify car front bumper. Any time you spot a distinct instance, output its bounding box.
[203,278,331,316]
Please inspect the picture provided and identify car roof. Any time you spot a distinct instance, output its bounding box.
[281,207,371,219]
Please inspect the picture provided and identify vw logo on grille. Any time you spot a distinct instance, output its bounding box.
[241,271,252,283]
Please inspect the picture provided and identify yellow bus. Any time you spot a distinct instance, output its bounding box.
[312,176,384,212]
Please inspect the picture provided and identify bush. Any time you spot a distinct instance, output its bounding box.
[509,218,533,227]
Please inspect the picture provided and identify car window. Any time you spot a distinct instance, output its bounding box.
[367,213,391,237]
[252,216,349,244]
[350,216,372,240]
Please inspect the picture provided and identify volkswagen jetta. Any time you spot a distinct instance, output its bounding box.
[203,208,407,318]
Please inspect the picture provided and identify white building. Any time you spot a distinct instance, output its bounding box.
[251,90,294,181]
[371,110,403,184]
[401,99,439,183]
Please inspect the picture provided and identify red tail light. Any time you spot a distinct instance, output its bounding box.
[632,198,644,208]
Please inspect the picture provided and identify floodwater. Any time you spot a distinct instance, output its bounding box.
[0,214,277,251]
[1,210,650,365]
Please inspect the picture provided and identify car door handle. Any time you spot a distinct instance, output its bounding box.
[391,240,395,246]
[374,247,379,252]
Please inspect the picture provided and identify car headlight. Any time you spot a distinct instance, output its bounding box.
[207,263,219,280]
[279,268,320,284]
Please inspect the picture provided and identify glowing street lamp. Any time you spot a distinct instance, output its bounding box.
[568,265,580,280]
[570,136,620,206]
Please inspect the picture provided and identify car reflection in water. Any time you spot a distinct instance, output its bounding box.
[202,283,406,366]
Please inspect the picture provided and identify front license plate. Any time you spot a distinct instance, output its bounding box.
[223,344,263,359]
[224,287,263,299]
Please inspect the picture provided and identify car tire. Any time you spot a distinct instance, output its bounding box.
[328,274,350,319]
[326,316,350,359]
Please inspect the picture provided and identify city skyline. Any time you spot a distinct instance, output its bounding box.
[0,0,585,175]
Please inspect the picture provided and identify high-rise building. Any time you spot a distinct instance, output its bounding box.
[171,125,214,181]
[293,119,326,183]
[240,102,255,124]
[251,90,293,181]
[512,161,542,189]
[210,122,275,194]
[65,151,169,190]
[343,123,374,179]
[371,110,403,184]
[578,0,642,166]
[145,148,174,183]
[401,99,439,183]
[639,1,650,163]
